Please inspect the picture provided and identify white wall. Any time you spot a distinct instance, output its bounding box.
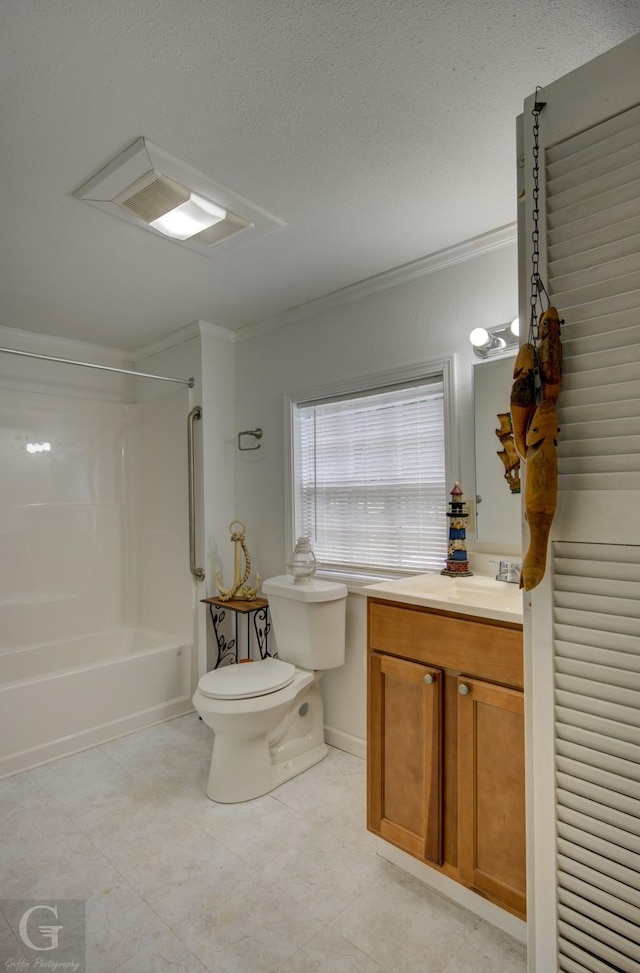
[128,388,193,640]
[133,324,237,675]
[199,328,237,594]
[233,241,519,750]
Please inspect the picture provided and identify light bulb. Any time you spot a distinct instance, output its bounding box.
[469,327,490,348]
[151,194,226,240]
[510,317,520,337]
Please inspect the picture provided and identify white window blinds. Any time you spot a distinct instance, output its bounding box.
[292,378,447,579]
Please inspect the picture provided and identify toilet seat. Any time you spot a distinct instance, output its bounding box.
[198,657,296,700]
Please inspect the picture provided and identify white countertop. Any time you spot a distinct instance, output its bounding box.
[363,572,524,624]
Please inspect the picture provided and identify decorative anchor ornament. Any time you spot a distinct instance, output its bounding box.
[215,520,260,601]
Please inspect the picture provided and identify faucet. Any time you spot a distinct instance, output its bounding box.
[494,560,521,584]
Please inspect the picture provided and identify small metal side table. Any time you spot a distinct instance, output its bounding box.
[201,596,271,668]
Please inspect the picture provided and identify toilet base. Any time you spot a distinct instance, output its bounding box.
[272,741,328,791]
[206,738,328,803]
[199,674,328,803]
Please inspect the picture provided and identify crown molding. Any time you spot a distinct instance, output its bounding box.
[0,324,132,364]
[131,321,201,361]
[236,222,517,342]
[131,319,236,362]
[2,223,517,360]
[197,320,236,343]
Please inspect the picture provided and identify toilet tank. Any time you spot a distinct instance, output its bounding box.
[261,575,347,670]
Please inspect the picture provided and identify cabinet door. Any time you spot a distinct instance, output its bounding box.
[368,652,443,864]
[457,677,526,917]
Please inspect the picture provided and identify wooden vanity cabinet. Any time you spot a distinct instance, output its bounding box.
[367,597,525,919]
[457,675,526,917]
[368,653,443,865]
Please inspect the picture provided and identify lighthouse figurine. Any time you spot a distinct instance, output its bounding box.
[441,483,473,577]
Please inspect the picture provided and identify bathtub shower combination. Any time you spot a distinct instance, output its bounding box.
[0,348,199,777]
[0,629,192,778]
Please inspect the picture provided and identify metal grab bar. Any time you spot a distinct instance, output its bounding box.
[188,406,205,581]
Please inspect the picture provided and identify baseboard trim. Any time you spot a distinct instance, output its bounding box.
[324,725,366,760]
[0,701,195,779]
[376,840,527,945]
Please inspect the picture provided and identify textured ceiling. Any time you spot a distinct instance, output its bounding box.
[1,1,639,351]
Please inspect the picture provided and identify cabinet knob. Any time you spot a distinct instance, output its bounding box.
[458,683,470,696]
[423,673,434,685]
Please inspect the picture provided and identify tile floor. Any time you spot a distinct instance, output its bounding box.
[0,714,527,972]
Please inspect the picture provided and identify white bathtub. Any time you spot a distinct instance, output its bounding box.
[0,628,194,777]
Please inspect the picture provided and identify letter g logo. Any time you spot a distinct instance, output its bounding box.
[18,904,63,951]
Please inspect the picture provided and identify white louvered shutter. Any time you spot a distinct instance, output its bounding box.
[518,35,640,973]
[553,543,640,972]
[547,103,640,505]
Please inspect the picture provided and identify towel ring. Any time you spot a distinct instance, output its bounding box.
[238,428,263,451]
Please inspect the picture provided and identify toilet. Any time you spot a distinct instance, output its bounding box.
[192,575,347,803]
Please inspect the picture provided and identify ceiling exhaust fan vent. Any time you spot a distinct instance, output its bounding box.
[74,138,285,258]
[119,174,190,224]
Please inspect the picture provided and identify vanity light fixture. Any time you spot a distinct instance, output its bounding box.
[74,138,285,257]
[469,321,520,359]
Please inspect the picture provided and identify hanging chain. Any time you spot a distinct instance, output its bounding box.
[528,89,548,400]
[529,88,548,354]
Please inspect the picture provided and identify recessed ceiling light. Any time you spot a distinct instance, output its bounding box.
[149,194,226,240]
[74,138,285,257]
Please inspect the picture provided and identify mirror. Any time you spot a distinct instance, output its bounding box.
[474,356,521,544]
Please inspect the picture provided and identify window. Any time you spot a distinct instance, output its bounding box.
[287,362,453,583]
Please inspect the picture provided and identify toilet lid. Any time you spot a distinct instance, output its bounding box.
[198,657,296,700]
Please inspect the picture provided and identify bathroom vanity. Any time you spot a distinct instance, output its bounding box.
[365,574,525,921]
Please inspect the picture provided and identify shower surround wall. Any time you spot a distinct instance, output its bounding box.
[0,365,195,774]
[128,389,194,638]
[0,386,193,646]
[1,389,131,647]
